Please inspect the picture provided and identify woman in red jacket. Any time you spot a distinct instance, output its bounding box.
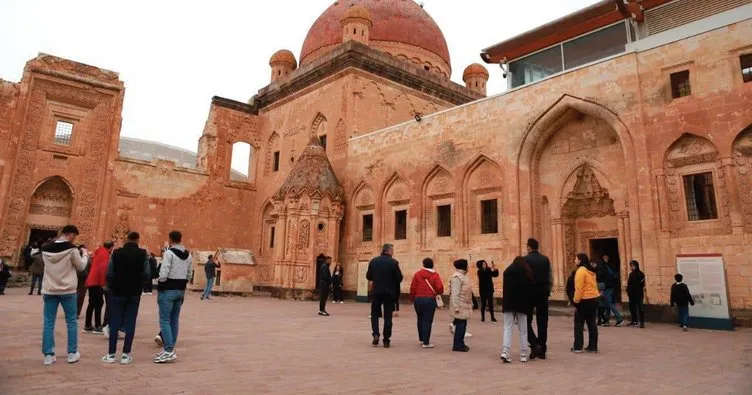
[83,242,113,333]
[409,258,444,349]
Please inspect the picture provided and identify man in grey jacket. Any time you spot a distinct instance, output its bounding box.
[154,230,192,364]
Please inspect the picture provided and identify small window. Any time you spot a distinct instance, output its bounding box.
[319,134,327,149]
[269,226,275,249]
[278,70,281,76]
[362,214,373,242]
[353,28,357,34]
[394,210,407,240]
[317,223,325,232]
[670,70,691,99]
[54,121,73,146]
[215,270,221,286]
[273,151,280,172]
[437,205,451,237]
[683,172,718,221]
[424,65,430,71]
[741,54,752,83]
[481,199,499,234]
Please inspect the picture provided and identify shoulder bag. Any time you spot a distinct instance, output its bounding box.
[424,278,444,308]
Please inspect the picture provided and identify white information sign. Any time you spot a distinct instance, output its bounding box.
[676,255,730,320]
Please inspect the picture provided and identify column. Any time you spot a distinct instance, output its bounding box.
[551,218,564,289]
[719,157,744,234]
[617,212,628,287]
[654,169,669,232]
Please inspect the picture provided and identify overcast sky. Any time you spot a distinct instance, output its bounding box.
[1,0,597,174]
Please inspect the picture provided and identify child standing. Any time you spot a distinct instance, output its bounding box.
[670,273,695,331]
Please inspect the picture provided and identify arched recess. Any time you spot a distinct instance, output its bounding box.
[265,132,280,176]
[516,95,638,290]
[732,124,752,232]
[260,200,278,257]
[26,176,74,244]
[460,154,503,246]
[379,172,411,243]
[664,133,730,237]
[420,164,456,247]
[351,181,376,246]
[310,112,328,150]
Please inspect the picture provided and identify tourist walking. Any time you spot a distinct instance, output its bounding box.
[84,241,114,333]
[449,259,472,352]
[524,238,552,359]
[366,244,403,348]
[500,256,534,363]
[0,259,10,295]
[626,260,646,328]
[409,258,444,349]
[102,232,150,364]
[318,256,332,316]
[571,253,599,353]
[75,245,90,318]
[40,225,88,366]
[476,260,498,323]
[670,273,695,331]
[332,264,344,303]
[596,254,624,327]
[155,230,193,363]
[29,246,45,295]
[201,255,220,301]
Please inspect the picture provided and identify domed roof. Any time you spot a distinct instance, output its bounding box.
[300,0,450,67]
[274,137,344,201]
[462,63,489,81]
[269,49,297,67]
[341,4,372,23]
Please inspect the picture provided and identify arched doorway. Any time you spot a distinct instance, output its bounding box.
[25,177,74,246]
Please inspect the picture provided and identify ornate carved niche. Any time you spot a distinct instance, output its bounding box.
[426,170,454,199]
[264,132,280,176]
[27,177,74,229]
[733,126,752,232]
[385,177,410,205]
[354,184,375,210]
[334,119,347,155]
[311,113,327,139]
[466,159,503,236]
[110,205,133,246]
[562,165,616,219]
[664,134,730,236]
[297,219,311,251]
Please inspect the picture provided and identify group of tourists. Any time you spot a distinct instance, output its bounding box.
[360,238,675,362]
[35,225,193,366]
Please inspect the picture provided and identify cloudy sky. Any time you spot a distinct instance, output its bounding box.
[1,0,597,174]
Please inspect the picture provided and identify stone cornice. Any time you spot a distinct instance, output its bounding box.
[211,96,257,115]
[251,41,482,109]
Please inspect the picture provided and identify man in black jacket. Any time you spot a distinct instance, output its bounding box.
[524,238,552,359]
[477,260,499,322]
[103,231,150,364]
[318,256,332,316]
[366,244,403,348]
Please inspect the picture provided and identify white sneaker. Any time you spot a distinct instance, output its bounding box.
[465,332,473,338]
[67,351,80,364]
[153,350,177,363]
[449,323,455,334]
[43,355,56,366]
[103,325,110,339]
[154,334,163,346]
[421,344,435,349]
[520,354,528,362]
[501,352,511,363]
[120,353,133,365]
[102,353,116,364]
[340,301,344,304]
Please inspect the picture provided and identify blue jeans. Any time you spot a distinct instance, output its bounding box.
[42,293,78,356]
[108,293,141,354]
[202,277,215,299]
[677,305,689,326]
[158,290,184,352]
[452,319,467,349]
[413,297,436,345]
[600,288,623,322]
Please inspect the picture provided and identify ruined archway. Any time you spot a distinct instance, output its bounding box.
[26,176,74,245]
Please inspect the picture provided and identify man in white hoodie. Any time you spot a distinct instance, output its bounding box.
[41,225,89,366]
[154,230,192,364]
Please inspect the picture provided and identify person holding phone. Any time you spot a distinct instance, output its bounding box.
[476,260,499,323]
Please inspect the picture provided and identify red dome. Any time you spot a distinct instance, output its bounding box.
[300,0,450,69]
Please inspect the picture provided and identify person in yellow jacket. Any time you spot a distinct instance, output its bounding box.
[572,253,600,353]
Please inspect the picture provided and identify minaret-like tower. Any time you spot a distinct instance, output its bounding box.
[269,49,297,83]
[463,63,490,97]
[340,5,372,46]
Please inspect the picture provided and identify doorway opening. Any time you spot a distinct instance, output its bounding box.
[28,228,59,247]
[589,237,621,303]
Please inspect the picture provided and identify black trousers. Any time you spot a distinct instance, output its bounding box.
[527,297,550,352]
[76,276,87,316]
[319,286,330,312]
[480,292,495,320]
[394,290,400,312]
[629,298,645,324]
[332,284,343,302]
[574,298,599,351]
[143,279,153,293]
[371,293,395,340]
[85,286,105,328]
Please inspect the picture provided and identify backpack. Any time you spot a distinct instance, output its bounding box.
[566,269,577,303]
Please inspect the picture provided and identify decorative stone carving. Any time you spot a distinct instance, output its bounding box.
[562,165,616,218]
[334,119,347,153]
[298,220,310,250]
[666,134,718,167]
[111,205,133,246]
[311,113,327,138]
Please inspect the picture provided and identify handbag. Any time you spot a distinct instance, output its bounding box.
[424,278,444,308]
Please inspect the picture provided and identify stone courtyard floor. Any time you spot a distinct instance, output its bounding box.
[1,287,751,395]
